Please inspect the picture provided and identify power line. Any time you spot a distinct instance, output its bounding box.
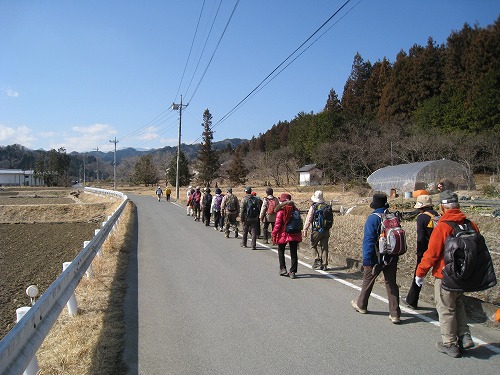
[185,0,240,105]
[225,0,362,115]
[202,0,354,139]
[183,0,223,101]
[173,0,207,103]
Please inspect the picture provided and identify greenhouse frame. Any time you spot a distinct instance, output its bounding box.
[366,159,475,195]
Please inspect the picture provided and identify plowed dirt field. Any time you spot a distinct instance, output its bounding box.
[0,189,117,338]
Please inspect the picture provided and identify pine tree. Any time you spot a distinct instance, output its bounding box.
[341,52,372,121]
[133,154,159,186]
[196,109,219,186]
[166,150,191,186]
[227,149,248,186]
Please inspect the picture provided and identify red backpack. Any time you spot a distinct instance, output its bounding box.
[266,197,278,215]
[373,211,407,256]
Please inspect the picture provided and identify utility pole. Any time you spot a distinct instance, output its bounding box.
[109,137,118,190]
[94,146,99,184]
[171,95,188,200]
[83,158,86,186]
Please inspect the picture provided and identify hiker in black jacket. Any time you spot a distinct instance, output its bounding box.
[404,194,438,309]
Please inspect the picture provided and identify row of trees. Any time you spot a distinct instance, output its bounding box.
[236,19,499,185]
[1,20,498,189]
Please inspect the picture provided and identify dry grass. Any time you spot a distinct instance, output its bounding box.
[37,201,135,375]
[32,183,499,373]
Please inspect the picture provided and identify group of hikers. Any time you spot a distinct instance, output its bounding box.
[163,184,497,359]
[155,185,172,202]
[185,186,334,279]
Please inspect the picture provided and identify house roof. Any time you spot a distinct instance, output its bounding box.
[0,169,34,175]
[297,164,317,172]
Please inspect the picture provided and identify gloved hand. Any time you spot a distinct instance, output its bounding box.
[415,276,424,287]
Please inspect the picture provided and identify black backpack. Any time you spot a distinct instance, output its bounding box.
[246,196,259,219]
[441,220,497,292]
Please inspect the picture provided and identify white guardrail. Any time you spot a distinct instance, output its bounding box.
[0,187,128,375]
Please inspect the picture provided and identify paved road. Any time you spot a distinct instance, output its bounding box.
[123,194,500,375]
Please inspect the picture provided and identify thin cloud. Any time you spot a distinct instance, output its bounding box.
[5,89,19,97]
[72,123,117,136]
[0,124,35,146]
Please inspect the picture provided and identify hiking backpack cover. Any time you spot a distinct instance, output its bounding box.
[285,208,303,234]
[213,195,223,212]
[374,211,407,256]
[441,220,497,292]
[312,203,333,232]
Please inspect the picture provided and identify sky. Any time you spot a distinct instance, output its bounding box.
[0,0,498,153]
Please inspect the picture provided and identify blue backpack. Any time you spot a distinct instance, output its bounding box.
[285,209,303,233]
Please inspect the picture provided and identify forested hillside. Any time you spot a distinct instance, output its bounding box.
[236,19,499,186]
[1,19,498,187]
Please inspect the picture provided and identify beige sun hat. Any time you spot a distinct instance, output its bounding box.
[311,190,325,203]
[414,194,433,209]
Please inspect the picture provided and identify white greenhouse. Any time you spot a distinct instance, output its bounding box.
[366,159,475,195]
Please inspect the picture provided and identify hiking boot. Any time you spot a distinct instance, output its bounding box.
[280,269,288,276]
[288,272,296,279]
[458,333,475,349]
[435,342,461,358]
[389,315,401,324]
[351,300,367,314]
[403,296,417,309]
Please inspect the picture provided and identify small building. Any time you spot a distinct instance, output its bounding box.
[297,164,323,186]
[366,159,475,195]
[0,169,44,186]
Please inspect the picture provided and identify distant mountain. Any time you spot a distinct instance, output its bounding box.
[78,138,247,164]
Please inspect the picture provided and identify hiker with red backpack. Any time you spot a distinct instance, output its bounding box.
[260,187,279,244]
[351,193,402,324]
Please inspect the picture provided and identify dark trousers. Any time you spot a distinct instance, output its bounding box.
[213,211,222,229]
[278,241,299,273]
[203,210,211,226]
[262,220,275,241]
[406,253,424,306]
[356,261,401,318]
[242,221,259,247]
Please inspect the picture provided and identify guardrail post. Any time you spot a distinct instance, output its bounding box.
[16,307,39,375]
[94,229,102,256]
[83,241,94,278]
[62,262,78,316]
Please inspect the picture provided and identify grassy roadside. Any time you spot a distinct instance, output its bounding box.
[34,183,499,373]
[37,201,136,374]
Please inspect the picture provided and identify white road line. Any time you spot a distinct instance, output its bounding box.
[170,200,499,354]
